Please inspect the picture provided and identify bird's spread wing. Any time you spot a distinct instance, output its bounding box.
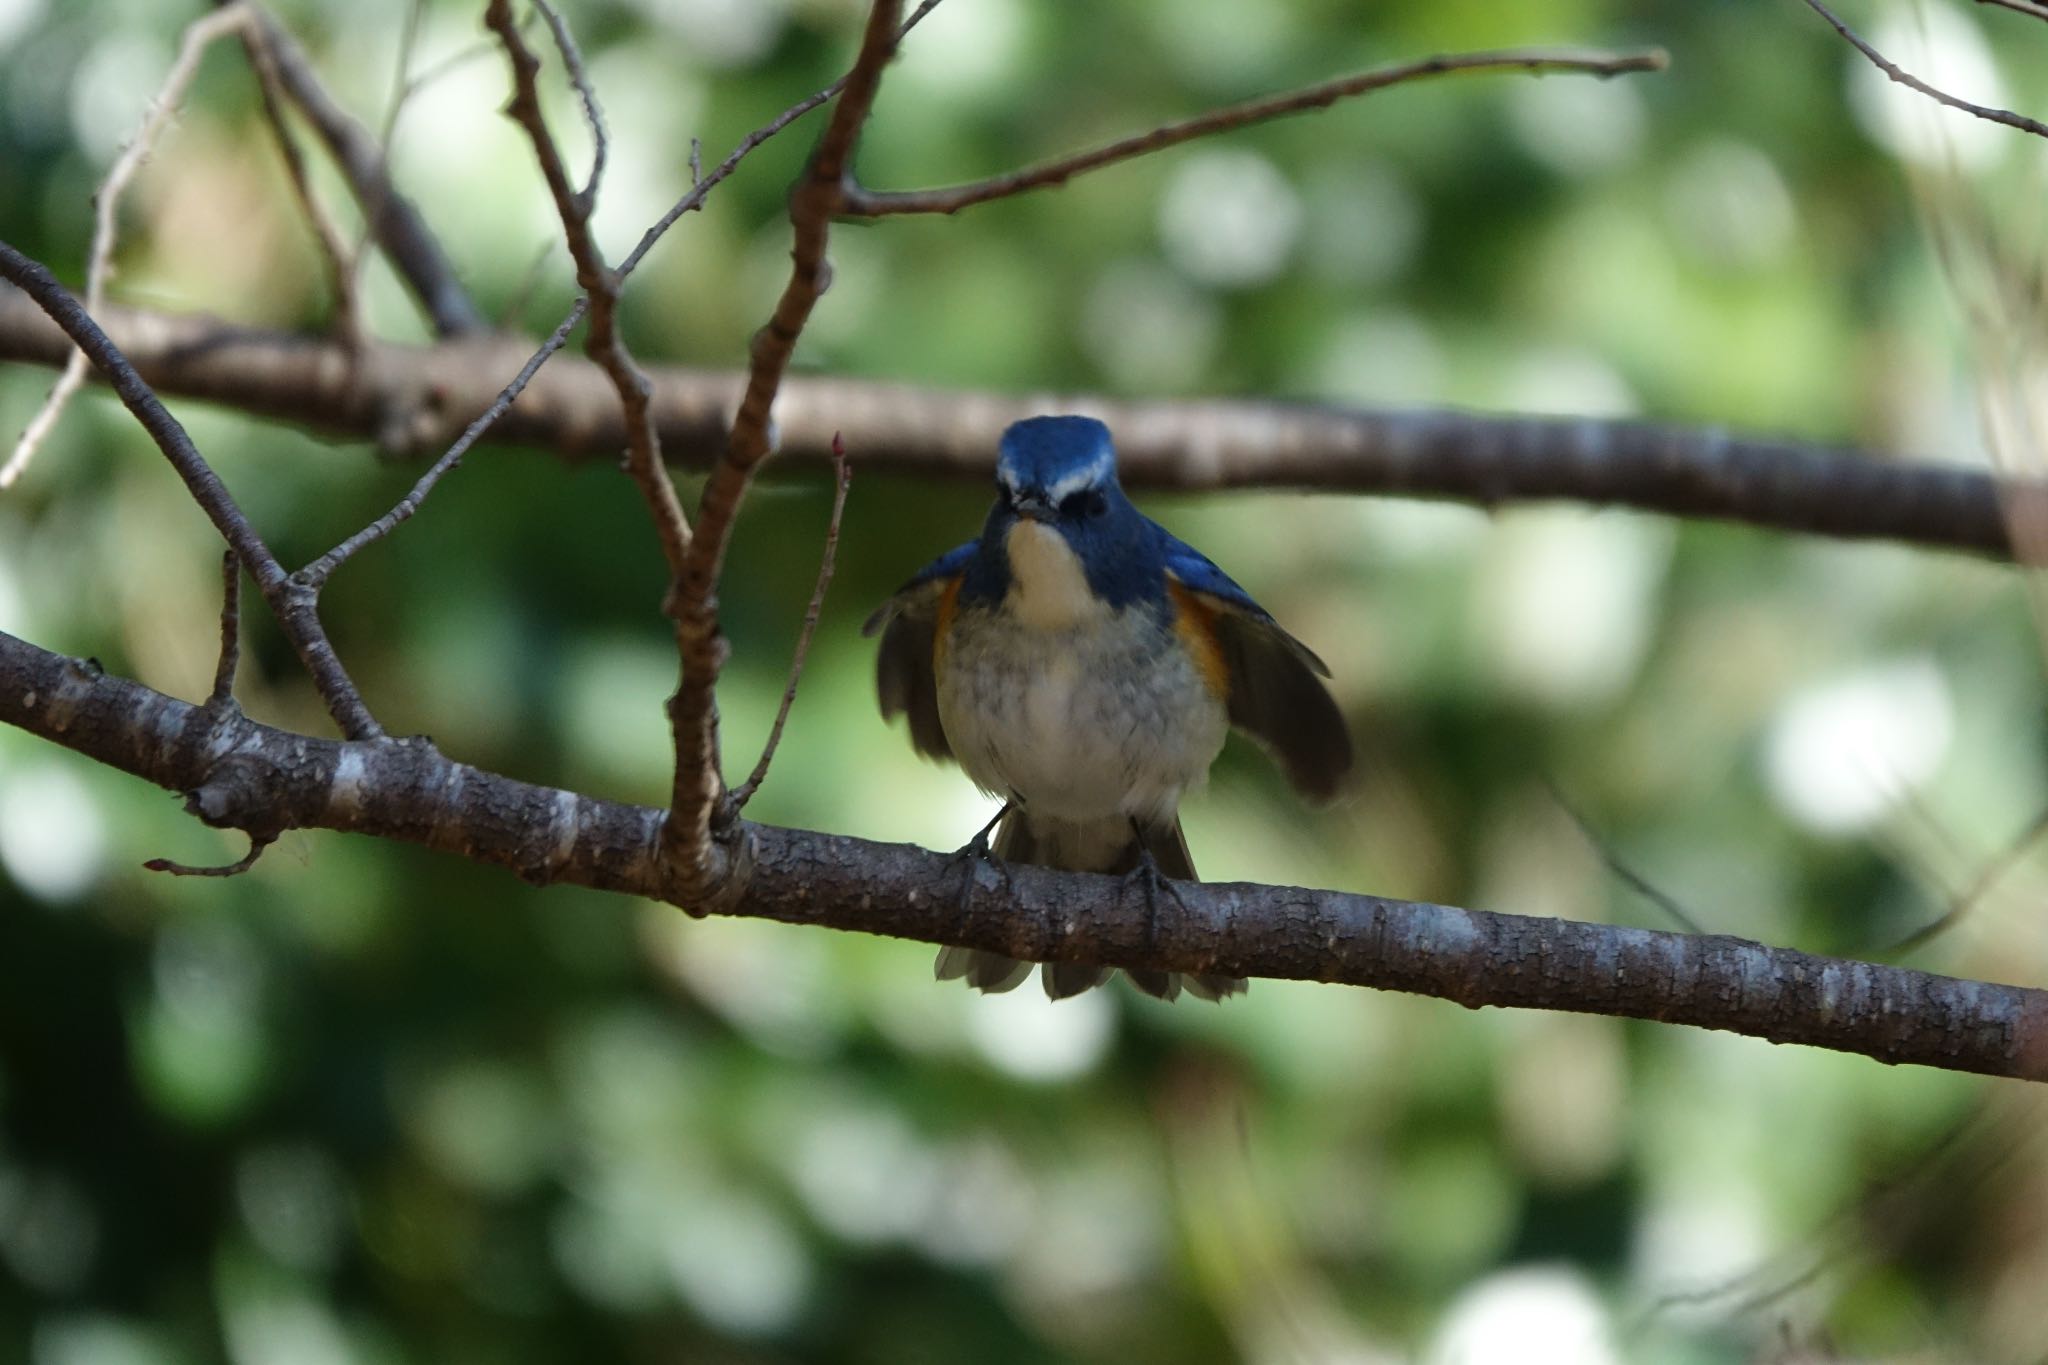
[862,541,977,763]
[1156,525,1354,803]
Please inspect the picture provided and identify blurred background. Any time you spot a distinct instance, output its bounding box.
[4,0,2048,1360]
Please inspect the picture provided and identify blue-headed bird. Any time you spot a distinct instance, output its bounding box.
[863,415,1352,1001]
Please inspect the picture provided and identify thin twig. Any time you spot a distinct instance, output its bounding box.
[208,550,242,709]
[842,46,1669,217]
[1636,1102,2008,1325]
[533,0,608,204]
[0,241,381,739]
[221,1,485,335]
[1880,804,2048,957]
[1802,0,2048,141]
[340,0,426,327]
[1542,777,1709,935]
[665,0,907,903]
[144,833,275,878]
[238,12,362,347]
[1974,0,2048,24]
[299,299,587,585]
[495,237,558,328]
[404,32,505,97]
[2,3,252,490]
[374,0,427,163]
[732,434,853,809]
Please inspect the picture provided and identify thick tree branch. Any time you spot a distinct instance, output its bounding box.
[1,291,2035,561]
[844,47,1668,217]
[4,624,2043,1082]
[0,244,381,739]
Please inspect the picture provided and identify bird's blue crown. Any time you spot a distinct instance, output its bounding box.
[995,415,1118,500]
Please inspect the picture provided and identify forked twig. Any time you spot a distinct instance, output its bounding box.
[486,0,690,577]
[224,1,485,335]
[612,0,949,279]
[0,242,381,739]
[733,435,853,809]
[2,3,252,490]
[294,3,952,590]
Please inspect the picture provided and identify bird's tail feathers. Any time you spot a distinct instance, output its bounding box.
[930,809,1245,1003]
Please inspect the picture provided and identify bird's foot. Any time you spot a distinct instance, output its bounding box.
[943,802,1013,916]
[1119,842,1190,953]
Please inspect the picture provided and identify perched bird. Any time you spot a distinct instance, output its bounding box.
[863,415,1352,1001]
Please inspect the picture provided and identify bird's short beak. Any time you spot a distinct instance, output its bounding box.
[1012,493,1055,523]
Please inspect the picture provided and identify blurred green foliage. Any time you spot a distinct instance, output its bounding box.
[4,0,2048,1360]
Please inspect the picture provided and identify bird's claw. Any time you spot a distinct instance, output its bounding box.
[944,804,1013,916]
[1120,844,1190,953]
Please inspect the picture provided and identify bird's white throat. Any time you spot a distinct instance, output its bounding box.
[1003,521,1104,630]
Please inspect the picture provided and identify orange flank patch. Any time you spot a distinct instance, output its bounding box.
[932,575,963,671]
[1166,582,1230,700]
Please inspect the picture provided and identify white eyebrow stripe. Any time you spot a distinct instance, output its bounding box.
[1044,454,1112,503]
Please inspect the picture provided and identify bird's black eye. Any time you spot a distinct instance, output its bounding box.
[1060,489,1108,520]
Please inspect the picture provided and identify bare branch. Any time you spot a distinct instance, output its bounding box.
[2,3,252,490]
[732,434,852,810]
[1,293,2036,562]
[665,0,905,904]
[5,625,2045,1082]
[0,242,381,739]
[220,1,487,335]
[1802,0,2048,141]
[843,46,1669,217]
